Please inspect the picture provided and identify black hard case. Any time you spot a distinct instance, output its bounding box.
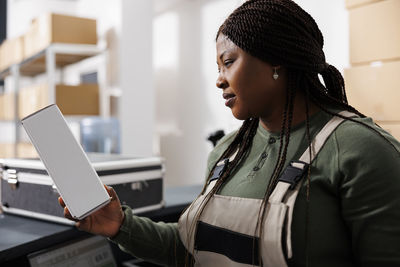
[0,153,164,225]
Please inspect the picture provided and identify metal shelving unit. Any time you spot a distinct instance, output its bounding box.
[0,43,109,157]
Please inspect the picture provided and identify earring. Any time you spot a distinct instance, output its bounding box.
[273,68,279,80]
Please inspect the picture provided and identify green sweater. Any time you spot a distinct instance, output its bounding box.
[112,110,400,267]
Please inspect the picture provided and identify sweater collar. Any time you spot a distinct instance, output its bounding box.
[256,109,333,140]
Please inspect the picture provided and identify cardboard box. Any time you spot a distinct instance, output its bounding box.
[18,84,47,119]
[0,93,16,121]
[24,13,97,59]
[0,36,24,71]
[0,143,15,158]
[19,84,99,118]
[17,143,38,158]
[345,0,383,9]
[349,0,400,64]
[3,93,16,120]
[376,122,400,141]
[344,60,400,121]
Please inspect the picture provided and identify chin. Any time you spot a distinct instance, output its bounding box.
[231,109,251,121]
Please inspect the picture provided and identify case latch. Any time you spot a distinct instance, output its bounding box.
[5,169,18,190]
[131,180,149,191]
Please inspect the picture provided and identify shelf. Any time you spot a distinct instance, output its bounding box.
[19,43,104,76]
[0,43,103,78]
[0,42,109,156]
[0,67,11,80]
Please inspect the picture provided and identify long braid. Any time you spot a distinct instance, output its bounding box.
[252,82,290,264]
[183,118,259,266]
[255,70,297,265]
[304,81,313,267]
[265,72,296,198]
[184,119,254,265]
[264,69,291,193]
[305,71,363,116]
[182,0,399,266]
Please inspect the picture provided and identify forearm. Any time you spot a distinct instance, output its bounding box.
[110,206,189,266]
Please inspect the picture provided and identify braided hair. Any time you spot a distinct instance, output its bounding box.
[182,0,398,266]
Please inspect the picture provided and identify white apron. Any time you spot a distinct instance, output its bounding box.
[178,112,353,266]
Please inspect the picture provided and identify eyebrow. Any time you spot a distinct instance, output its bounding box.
[219,51,228,61]
[217,48,235,63]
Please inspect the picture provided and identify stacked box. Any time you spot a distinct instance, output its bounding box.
[24,13,97,59]
[345,0,400,140]
[0,36,24,71]
[0,13,100,158]
[344,61,400,121]
[348,0,400,64]
[377,123,400,141]
[18,84,48,119]
[345,0,383,10]
[0,93,15,120]
[0,143,15,158]
[17,143,38,158]
[18,84,99,119]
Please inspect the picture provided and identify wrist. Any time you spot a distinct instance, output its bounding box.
[109,205,133,242]
[119,208,125,228]
[109,208,125,239]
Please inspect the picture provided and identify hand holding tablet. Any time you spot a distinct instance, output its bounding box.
[21,104,111,220]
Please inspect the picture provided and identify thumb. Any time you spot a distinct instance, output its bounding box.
[105,185,120,203]
[75,217,91,232]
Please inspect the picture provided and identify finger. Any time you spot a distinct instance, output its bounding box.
[58,196,66,208]
[76,218,90,232]
[105,185,120,202]
[63,206,78,221]
[104,184,113,196]
[64,206,72,219]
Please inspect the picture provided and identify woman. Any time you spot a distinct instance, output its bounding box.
[60,0,400,266]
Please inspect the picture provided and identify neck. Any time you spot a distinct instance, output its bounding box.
[259,93,320,133]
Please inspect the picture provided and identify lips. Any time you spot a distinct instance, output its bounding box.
[223,93,235,99]
[223,92,236,107]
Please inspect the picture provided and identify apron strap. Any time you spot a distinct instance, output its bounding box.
[299,110,356,164]
[267,111,356,259]
[209,149,239,182]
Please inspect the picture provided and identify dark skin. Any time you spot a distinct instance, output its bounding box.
[59,34,319,238]
[58,185,124,238]
[216,34,319,132]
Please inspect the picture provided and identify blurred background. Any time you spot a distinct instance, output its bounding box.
[0,0,398,187]
[1,1,399,266]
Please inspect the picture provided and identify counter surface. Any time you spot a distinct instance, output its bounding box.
[0,184,202,264]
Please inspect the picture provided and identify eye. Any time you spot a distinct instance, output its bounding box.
[224,59,234,67]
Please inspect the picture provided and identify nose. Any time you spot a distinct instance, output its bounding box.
[216,74,228,89]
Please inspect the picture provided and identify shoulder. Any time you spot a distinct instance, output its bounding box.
[331,115,400,182]
[330,117,400,261]
[334,116,400,157]
[215,129,238,150]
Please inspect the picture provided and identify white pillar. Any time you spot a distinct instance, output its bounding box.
[119,0,154,156]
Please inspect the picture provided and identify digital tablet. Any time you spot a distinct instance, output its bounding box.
[21,104,111,220]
